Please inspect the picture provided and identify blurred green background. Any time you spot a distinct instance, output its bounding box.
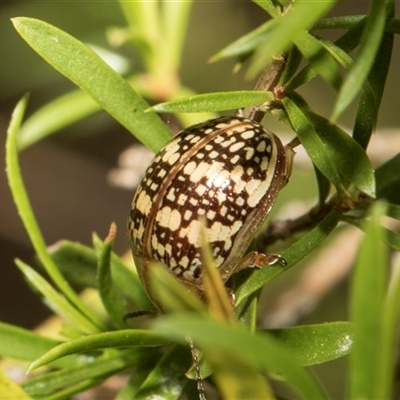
[0,2,399,398]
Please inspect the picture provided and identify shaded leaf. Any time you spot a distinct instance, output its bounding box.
[283,96,375,197]
[332,0,388,120]
[375,250,400,399]
[134,346,191,400]
[315,15,366,30]
[376,153,400,205]
[353,3,394,148]
[349,202,388,399]
[307,112,375,197]
[282,96,345,193]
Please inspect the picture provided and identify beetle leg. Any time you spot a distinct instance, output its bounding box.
[228,251,286,277]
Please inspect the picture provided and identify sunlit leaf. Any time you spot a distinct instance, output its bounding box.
[148,91,274,113]
[0,371,32,400]
[12,17,171,153]
[6,96,104,332]
[28,330,170,372]
[22,349,146,398]
[153,314,327,399]
[18,90,100,150]
[270,322,352,366]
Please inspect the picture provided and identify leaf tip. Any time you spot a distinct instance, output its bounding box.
[26,360,40,374]
[144,105,156,113]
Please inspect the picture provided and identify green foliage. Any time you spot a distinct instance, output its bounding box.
[3,1,400,399]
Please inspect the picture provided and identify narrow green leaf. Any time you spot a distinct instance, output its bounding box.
[28,330,170,372]
[115,349,161,400]
[235,210,340,306]
[161,0,193,68]
[44,240,99,289]
[387,17,400,33]
[386,203,400,221]
[376,153,400,205]
[210,353,275,400]
[6,96,104,332]
[279,46,303,85]
[23,349,145,397]
[253,0,282,18]
[0,321,58,361]
[45,240,154,311]
[28,378,101,400]
[283,95,375,197]
[0,321,79,368]
[119,0,160,72]
[282,96,345,193]
[315,15,366,30]
[212,0,336,72]
[153,315,327,399]
[385,229,400,253]
[353,3,394,149]
[149,263,207,314]
[16,260,101,335]
[0,370,32,400]
[307,112,375,197]
[200,229,236,323]
[18,90,100,150]
[134,346,191,400]
[210,20,272,62]
[248,1,338,78]
[375,256,400,399]
[270,322,352,366]
[12,17,171,153]
[314,166,331,206]
[293,31,342,89]
[288,17,365,90]
[349,202,388,399]
[332,0,388,120]
[96,226,126,329]
[148,91,275,113]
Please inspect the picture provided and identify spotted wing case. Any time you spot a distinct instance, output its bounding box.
[128,116,287,306]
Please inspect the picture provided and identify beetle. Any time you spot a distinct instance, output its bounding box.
[127,115,294,310]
